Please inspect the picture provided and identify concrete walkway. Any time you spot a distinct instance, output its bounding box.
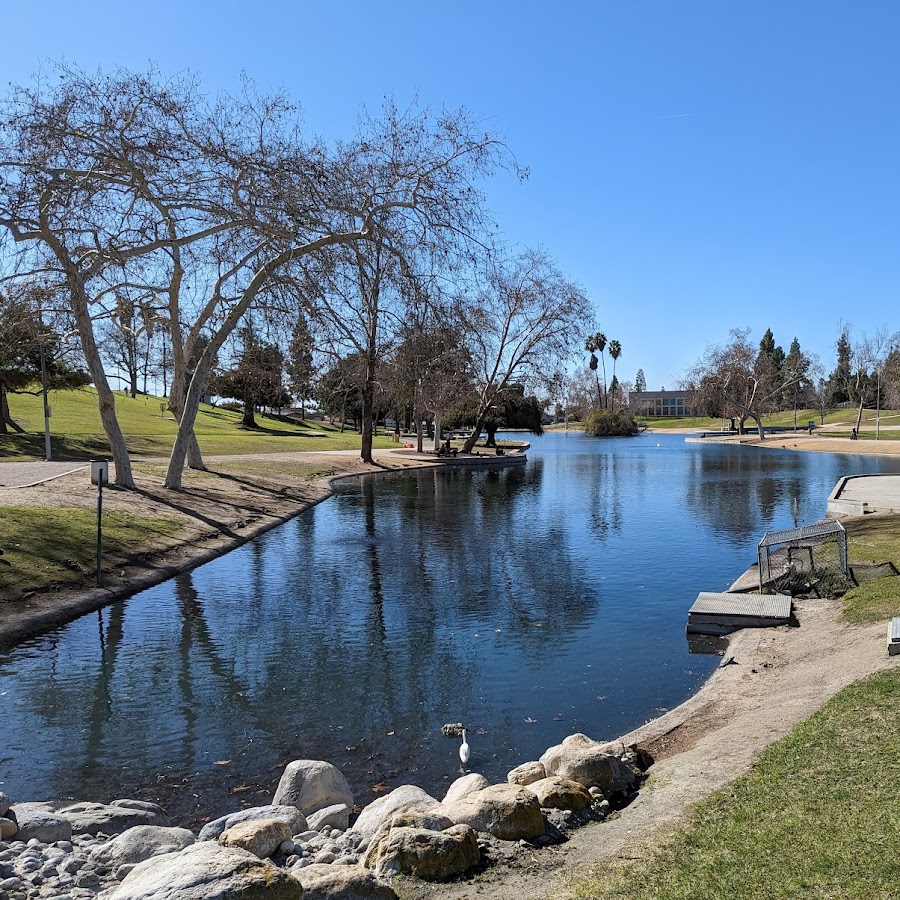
[827,473,900,516]
[0,461,89,489]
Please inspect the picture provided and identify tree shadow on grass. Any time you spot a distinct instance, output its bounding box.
[0,434,111,461]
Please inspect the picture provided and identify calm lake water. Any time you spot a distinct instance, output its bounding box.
[3,432,900,824]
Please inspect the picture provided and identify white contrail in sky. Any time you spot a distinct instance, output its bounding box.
[660,113,692,118]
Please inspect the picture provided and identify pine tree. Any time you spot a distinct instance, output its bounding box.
[634,368,647,393]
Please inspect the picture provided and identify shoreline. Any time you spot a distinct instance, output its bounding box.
[401,599,898,899]
[0,449,522,651]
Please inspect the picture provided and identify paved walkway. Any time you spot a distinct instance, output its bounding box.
[0,461,89,489]
[827,473,900,516]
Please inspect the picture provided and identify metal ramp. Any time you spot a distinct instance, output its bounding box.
[687,592,793,636]
[889,618,900,657]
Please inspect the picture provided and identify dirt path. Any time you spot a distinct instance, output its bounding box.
[399,600,899,899]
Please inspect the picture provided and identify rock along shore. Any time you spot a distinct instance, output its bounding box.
[0,730,653,900]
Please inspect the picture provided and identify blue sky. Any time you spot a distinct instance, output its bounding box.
[3,1,898,390]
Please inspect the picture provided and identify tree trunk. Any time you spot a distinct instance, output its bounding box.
[432,411,442,453]
[69,281,135,488]
[168,376,205,470]
[416,415,424,452]
[0,383,23,433]
[361,374,374,464]
[241,397,256,428]
[485,424,498,447]
[854,399,865,434]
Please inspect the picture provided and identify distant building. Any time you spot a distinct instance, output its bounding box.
[631,390,692,417]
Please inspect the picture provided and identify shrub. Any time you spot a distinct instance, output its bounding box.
[585,409,640,436]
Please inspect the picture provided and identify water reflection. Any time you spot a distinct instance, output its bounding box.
[3,433,900,824]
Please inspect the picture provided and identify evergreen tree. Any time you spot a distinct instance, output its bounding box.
[287,312,316,420]
[827,327,853,406]
[212,327,291,428]
[634,368,647,393]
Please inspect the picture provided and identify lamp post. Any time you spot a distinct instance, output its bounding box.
[91,460,109,586]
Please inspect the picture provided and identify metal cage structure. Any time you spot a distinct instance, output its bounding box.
[757,519,849,589]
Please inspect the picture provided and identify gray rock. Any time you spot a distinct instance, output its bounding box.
[273,760,353,816]
[365,824,480,881]
[443,773,490,804]
[89,825,195,871]
[441,784,545,841]
[314,850,336,864]
[506,761,546,787]
[293,863,398,899]
[539,738,637,793]
[7,806,72,843]
[0,793,10,817]
[351,786,438,839]
[198,805,307,842]
[306,804,351,832]
[0,819,16,840]
[56,801,168,836]
[220,819,292,859]
[106,841,302,899]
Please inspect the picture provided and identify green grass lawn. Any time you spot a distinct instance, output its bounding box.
[842,514,900,624]
[0,506,184,596]
[572,667,900,900]
[640,408,900,433]
[0,387,392,460]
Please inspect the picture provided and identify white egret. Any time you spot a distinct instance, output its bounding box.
[459,728,470,766]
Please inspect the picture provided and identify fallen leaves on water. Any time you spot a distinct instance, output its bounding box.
[214,760,231,766]
[371,781,390,794]
[230,784,254,794]
[475,727,488,735]
[552,714,563,721]
[524,716,538,724]
[596,695,606,701]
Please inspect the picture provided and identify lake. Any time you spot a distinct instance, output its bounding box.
[2,432,899,824]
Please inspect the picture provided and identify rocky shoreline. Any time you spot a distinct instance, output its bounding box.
[0,732,652,899]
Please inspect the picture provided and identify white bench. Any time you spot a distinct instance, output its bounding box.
[889,617,900,657]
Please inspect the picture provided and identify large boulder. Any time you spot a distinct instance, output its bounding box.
[0,817,17,839]
[350,786,438,838]
[307,803,351,832]
[525,777,593,811]
[90,825,195,874]
[7,803,72,843]
[443,773,490,804]
[57,800,169,835]
[106,841,302,899]
[540,736,637,793]
[441,784,544,841]
[220,818,292,859]
[364,824,480,881]
[506,761,546,787]
[293,863,398,899]
[0,791,10,817]
[273,760,354,816]
[199,805,308,842]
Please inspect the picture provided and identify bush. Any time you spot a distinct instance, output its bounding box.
[585,409,640,436]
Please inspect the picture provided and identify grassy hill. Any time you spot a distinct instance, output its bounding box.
[0,387,392,460]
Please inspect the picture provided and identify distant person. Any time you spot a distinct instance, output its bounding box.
[850,427,858,440]
[729,418,736,432]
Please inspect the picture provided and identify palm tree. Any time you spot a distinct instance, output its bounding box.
[608,339,622,410]
[585,331,608,407]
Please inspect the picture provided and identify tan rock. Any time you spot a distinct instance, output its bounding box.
[293,863,398,899]
[366,824,479,881]
[443,773,490,804]
[506,761,546,786]
[540,740,637,792]
[525,777,593,811]
[0,817,17,839]
[219,818,292,859]
[441,783,544,841]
